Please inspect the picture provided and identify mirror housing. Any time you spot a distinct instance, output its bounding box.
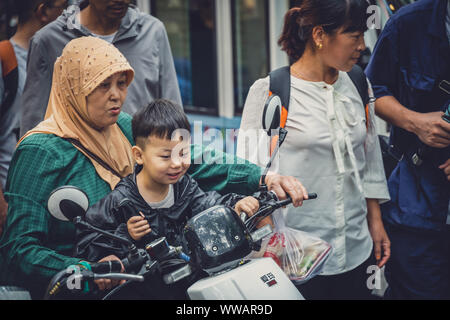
[262,95,281,136]
[47,186,89,222]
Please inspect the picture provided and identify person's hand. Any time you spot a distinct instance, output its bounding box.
[94,255,125,291]
[439,158,450,181]
[368,219,391,268]
[412,112,450,148]
[235,196,272,229]
[0,188,7,236]
[263,172,308,207]
[234,197,260,218]
[127,213,151,241]
[367,199,390,268]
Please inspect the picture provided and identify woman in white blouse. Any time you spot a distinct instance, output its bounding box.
[237,0,391,300]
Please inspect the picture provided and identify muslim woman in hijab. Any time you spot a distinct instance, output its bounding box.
[0,37,271,299]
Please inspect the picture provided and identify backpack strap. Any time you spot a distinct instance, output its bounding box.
[269,66,290,129]
[0,40,18,119]
[347,64,369,105]
[267,67,291,155]
[347,64,371,130]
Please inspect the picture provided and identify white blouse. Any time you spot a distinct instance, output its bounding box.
[237,72,390,275]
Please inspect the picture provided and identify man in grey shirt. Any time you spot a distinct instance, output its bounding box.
[20,0,182,136]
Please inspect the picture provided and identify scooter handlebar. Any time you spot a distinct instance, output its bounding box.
[91,273,144,282]
[275,193,317,208]
[89,260,123,274]
[245,192,317,232]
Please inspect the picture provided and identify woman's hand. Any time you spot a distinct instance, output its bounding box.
[127,213,151,241]
[369,220,391,268]
[367,199,391,268]
[439,158,450,181]
[263,172,308,207]
[94,255,125,291]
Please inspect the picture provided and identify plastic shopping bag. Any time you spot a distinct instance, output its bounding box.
[251,210,332,285]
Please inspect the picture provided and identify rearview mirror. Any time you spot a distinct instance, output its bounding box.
[47,186,89,222]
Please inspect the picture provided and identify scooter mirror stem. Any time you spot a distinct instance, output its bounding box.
[74,217,134,247]
[260,128,288,189]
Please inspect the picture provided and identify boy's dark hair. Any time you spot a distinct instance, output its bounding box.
[132,99,191,147]
[279,0,370,62]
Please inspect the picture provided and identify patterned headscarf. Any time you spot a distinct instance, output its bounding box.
[19,36,136,189]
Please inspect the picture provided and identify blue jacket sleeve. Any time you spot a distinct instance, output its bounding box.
[365,18,400,99]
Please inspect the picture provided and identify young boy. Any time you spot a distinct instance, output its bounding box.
[75,99,260,264]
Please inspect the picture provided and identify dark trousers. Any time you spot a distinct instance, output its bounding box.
[295,255,378,300]
[383,223,450,300]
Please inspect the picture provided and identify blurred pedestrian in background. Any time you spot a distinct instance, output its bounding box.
[0,0,67,236]
[366,0,450,300]
[19,0,182,137]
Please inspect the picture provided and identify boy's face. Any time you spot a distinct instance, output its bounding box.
[133,133,191,186]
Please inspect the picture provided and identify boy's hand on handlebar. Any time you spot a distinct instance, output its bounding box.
[95,255,125,291]
[263,173,308,207]
[234,197,273,229]
[234,197,260,218]
[127,213,151,241]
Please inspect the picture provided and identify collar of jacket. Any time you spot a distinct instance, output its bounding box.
[116,164,191,210]
[60,4,143,42]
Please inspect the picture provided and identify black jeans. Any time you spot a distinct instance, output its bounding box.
[295,254,378,300]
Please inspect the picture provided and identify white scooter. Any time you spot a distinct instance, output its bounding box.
[44,187,315,300]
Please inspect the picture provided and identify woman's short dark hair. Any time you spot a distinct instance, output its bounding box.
[132,99,191,147]
[279,0,370,62]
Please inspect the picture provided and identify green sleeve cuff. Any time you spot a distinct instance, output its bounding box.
[247,164,263,193]
[78,261,92,271]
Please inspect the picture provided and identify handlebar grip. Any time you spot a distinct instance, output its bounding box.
[89,260,122,274]
[277,193,317,207]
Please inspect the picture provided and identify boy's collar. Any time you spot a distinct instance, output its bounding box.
[133,163,143,175]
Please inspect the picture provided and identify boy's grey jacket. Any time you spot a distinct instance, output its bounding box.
[75,166,244,262]
[20,5,182,136]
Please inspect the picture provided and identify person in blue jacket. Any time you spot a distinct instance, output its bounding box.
[366,0,450,299]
